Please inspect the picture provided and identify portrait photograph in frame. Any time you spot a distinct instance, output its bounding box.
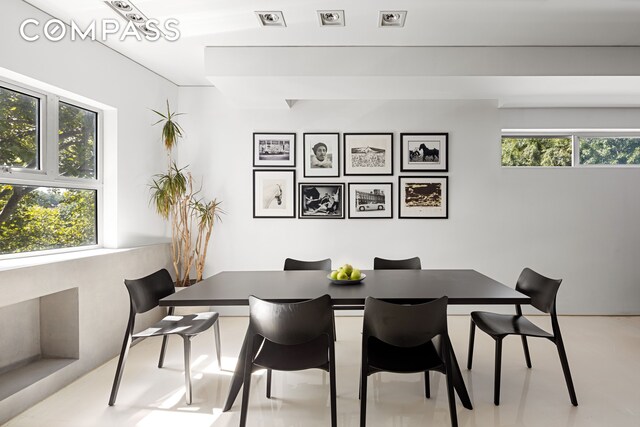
[398,176,448,219]
[303,133,340,177]
[253,132,296,167]
[343,133,393,176]
[299,182,345,219]
[401,133,448,172]
[348,182,393,219]
[253,170,296,218]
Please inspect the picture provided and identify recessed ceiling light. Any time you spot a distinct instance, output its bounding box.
[256,11,286,27]
[111,1,132,12]
[126,13,145,23]
[379,11,407,27]
[318,10,345,26]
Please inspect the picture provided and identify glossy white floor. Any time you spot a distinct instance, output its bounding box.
[3,315,639,427]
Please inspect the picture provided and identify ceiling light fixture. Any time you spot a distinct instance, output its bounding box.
[318,10,345,26]
[256,11,286,27]
[111,1,132,12]
[126,13,145,23]
[379,11,407,27]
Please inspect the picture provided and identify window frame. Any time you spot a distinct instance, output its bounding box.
[502,130,640,169]
[0,79,103,259]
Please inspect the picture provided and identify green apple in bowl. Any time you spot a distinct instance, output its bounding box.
[330,270,339,280]
[342,264,353,276]
[337,270,349,281]
[350,269,362,281]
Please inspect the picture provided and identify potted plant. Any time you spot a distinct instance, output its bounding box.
[149,101,222,286]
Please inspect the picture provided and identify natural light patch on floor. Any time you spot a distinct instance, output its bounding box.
[136,409,221,427]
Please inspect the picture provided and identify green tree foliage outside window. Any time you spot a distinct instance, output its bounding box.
[0,86,39,169]
[0,86,98,255]
[501,137,572,166]
[579,137,640,165]
[0,185,96,255]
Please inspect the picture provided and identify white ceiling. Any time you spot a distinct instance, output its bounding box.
[22,0,640,106]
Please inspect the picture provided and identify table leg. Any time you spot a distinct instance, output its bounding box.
[447,336,473,410]
[223,329,250,412]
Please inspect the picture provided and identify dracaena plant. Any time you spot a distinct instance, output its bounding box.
[149,101,223,286]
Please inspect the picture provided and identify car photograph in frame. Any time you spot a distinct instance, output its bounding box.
[348,182,393,219]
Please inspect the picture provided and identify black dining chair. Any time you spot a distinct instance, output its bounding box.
[240,294,337,427]
[467,267,578,406]
[360,296,458,427]
[108,269,221,406]
[373,256,422,270]
[283,257,332,271]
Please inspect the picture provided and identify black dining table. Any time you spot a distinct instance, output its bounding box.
[160,269,529,412]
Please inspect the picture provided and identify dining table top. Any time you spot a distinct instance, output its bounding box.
[160,269,530,307]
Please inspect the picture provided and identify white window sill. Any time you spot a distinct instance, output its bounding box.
[0,248,131,272]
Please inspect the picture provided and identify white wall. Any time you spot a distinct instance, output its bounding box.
[0,0,177,247]
[178,87,640,315]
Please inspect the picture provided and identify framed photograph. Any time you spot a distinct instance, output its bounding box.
[401,133,448,172]
[253,170,296,218]
[348,183,393,219]
[303,133,340,177]
[343,133,393,176]
[398,176,448,219]
[253,133,296,167]
[299,183,345,219]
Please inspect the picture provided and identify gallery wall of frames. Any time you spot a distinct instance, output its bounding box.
[252,132,449,219]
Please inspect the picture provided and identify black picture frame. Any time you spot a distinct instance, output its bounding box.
[299,182,345,219]
[398,176,448,219]
[348,182,393,219]
[400,133,448,172]
[253,170,296,218]
[343,133,393,176]
[303,133,340,177]
[253,132,296,167]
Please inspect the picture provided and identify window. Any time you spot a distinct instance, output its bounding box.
[0,81,100,257]
[502,132,640,167]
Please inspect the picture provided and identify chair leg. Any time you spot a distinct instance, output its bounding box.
[521,336,532,368]
[239,351,254,427]
[108,331,132,406]
[555,338,578,406]
[214,320,222,368]
[424,371,431,398]
[333,316,337,341]
[467,319,476,370]
[360,370,368,427]
[266,369,272,398]
[158,336,169,368]
[445,369,459,427]
[183,335,193,405]
[494,339,503,406]
[329,344,337,427]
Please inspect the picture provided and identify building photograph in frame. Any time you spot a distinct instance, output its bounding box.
[253,170,296,218]
[348,182,393,219]
[303,133,340,177]
[299,183,345,219]
[398,176,448,218]
[401,133,448,172]
[253,133,296,167]
[343,133,393,175]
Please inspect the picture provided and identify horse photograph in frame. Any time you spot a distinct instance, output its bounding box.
[253,170,296,218]
[400,133,448,172]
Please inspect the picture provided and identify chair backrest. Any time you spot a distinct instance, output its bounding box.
[515,267,562,313]
[124,269,175,314]
[373,256,422,270]
[248,294,334,346]
[363,296,448,348]
[283,258,332,271]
